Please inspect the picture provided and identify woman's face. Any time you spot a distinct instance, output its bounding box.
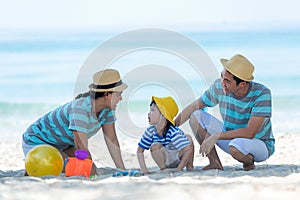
[108,91,123,110]
[148,104,162,125]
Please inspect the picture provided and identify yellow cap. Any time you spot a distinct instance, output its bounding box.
[152,96,178,126]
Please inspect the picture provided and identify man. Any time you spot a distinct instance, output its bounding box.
[175,54,275,171]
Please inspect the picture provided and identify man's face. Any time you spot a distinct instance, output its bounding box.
[220,69,238,94]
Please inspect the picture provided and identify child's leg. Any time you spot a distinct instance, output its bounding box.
[177,137,194,171]
[185,134,194,170]
[150,143,167,170]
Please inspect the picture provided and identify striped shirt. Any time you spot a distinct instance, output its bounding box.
[201,79,275,155]
[23,96,115,149]
[138,125,190,151]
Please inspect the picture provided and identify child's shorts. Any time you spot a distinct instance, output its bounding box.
[163,145,181,168]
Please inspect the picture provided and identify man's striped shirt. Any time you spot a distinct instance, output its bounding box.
[201,79,275,155]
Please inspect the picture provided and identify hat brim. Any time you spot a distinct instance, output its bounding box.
[152,96,176,126]
[89,83,128,92]
[220,58,254,81]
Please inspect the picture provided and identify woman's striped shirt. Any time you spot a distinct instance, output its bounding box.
[22,96,115,150]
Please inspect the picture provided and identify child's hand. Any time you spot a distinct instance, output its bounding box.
[169,168,182,175]
[142,171,151,175]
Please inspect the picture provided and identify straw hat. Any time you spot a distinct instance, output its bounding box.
[220,54,255,81]
[152,96,178,126]
[89,69,128,92]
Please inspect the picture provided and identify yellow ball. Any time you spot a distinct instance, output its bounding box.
[25,145,64,177]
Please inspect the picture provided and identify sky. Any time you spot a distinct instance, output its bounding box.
[1,0,300,31]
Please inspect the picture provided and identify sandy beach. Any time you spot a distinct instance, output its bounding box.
[1,0,300,199]
[0,132,299,200]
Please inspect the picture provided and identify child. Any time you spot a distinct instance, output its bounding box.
[137,96,194,174]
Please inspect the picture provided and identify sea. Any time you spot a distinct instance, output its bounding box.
[1,28,300,142]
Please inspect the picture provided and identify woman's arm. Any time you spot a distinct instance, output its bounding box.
[137,146,150,174]
[73,130,88,150]
[72,130,98,175]
[102,123,126,170]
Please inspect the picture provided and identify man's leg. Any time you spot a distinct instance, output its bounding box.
[229,146,254,171]
[189,114,223,170]
[228,138,269,171]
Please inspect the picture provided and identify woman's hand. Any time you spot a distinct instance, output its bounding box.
[90,162,98,176]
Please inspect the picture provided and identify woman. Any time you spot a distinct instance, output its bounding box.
[22,69,127,175]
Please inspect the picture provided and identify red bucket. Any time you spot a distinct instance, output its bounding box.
[65,157,93,177]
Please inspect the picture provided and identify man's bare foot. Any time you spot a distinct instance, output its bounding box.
[202,163,223,170]
[243,160,255,171]
[186,166,195,171]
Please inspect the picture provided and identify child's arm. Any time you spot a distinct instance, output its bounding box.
[137,146,150,174]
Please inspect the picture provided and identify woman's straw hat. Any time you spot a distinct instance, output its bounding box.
[152,96,178,126]
[220,54,255,81]
[89,69,128,92]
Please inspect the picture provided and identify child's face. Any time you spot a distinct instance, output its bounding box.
[148,104,162,125]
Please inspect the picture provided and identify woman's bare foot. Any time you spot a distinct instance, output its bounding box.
[186,166,195,171]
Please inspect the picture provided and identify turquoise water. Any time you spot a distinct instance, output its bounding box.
[1,29,300,141]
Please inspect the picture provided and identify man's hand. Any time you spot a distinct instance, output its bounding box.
[200,132,221,156]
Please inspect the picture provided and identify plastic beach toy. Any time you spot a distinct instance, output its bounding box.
[75,149,89,160]
[112,170,142,177]
[65,149,92,177]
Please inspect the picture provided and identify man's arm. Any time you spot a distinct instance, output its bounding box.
[219,116,265,139]
[200,116,265,156]
[175,99,205,126]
